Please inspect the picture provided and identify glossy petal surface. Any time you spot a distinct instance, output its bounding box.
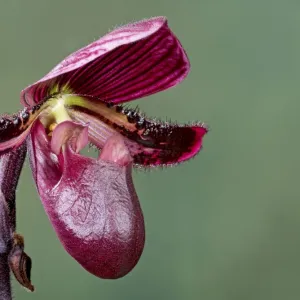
[21,17,190,107]
[27,121,145,278]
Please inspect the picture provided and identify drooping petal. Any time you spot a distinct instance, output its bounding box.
[132,123,208,166]
[0,106,42,154]
[21,17,190,107]
[27,121,145,279]
[66,102,208,166]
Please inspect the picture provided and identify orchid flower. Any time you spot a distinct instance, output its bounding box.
[0,17,207,285]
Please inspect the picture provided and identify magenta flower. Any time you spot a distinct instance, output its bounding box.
[0,17,207,282]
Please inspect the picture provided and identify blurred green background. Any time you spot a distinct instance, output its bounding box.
[1,0,300,299]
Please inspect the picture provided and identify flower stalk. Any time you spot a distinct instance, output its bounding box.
[0,143,32,299]
[0,196,12,300]
[0,143,27,231]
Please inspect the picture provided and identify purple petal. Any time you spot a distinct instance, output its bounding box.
[0,107,42,154]
[0,119,31,155]
[132,124,208,166]
[67,103,208,166]
[21,17,190,107]
[27,121,145,279]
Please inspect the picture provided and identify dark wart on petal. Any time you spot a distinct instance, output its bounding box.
[133,122,208,166]
[0,108,37,142]
[67,101,207,166]
[0,118,16,141]
[115,105,208,165]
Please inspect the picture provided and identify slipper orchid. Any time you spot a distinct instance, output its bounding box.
[0,17,207,280]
